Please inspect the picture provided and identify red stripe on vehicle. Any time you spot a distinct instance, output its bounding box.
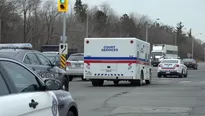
[84,60,149,66]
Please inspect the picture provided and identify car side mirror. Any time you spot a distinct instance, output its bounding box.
[44,79,62,90]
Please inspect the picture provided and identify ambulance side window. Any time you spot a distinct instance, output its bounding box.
[145,53,147,61]
[148,54,150,60]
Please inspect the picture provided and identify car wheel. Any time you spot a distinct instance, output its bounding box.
[67,111,75,116]
[157,73,162,78]
[62,77,69,91]
[145,80,151,84]
[146,70,151,84]
[69,76,73,81]
[91,80,104,86]
[179,70,184,78]
[81,76,86,81]
[184,70,188,77]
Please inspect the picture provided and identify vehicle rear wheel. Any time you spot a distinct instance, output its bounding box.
[91,80,104,86]
[69,76,73,81]
[145,80,151,84]
[179,70,184,78]
[98,80,104,86]
[133,72,143,86]
[146,70,151,84]
[67,111,75,116]
[157,73,162,78]
[81,76,86,81]
[113,80,119,85]
[184,71,188,77]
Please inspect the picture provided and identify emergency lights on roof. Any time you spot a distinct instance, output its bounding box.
[0,43,33,49]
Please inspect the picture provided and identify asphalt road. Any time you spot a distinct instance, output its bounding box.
[70,63,205,116]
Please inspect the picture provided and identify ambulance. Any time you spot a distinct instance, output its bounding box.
[84,38,151,86]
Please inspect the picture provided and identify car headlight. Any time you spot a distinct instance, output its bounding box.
[38,72,55,79]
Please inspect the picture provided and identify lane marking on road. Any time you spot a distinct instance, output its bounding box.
[111,106,192,114]
[178,81,191,84]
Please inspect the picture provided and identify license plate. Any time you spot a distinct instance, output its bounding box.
[75,64,81,67]
[166,72,170,74]
[106,69,112,72]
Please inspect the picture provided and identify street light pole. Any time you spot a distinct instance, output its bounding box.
[145,23,148,42]
[191,37,194,59]
[86,13,88,38]
[0,19,1,43]
[192,33,202,59]
[145,18,159,42]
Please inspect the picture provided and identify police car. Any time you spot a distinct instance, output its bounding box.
[0,43,69,91]
[0,55,78,116]
[157,58,188,78]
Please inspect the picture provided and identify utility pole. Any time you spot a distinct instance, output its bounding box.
[0,19,1,43]
[58,0,69,91]
[145,23,148,42]
[86,13,88,38]
[58,0,68,69]
[62,12,67,43]
[145,18,160,42]
[174,32,177,46]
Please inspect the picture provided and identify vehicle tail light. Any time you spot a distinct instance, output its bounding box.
[130,40,133,44]
[175,64,179,67]
[66,61,71,66]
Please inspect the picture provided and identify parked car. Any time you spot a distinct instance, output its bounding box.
[182,58,198,69]
[42,51,60,67]
[0,55,78,116]
[66,53,84,81]
[0,43,70,91]
[157,59,188,78]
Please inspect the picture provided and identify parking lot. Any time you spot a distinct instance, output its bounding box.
[70,62,205,116]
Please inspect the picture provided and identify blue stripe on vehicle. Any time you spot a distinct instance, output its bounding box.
[84,57,148,62]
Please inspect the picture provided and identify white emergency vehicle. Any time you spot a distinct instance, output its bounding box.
[84,38,151,86]
[157,59,188,78]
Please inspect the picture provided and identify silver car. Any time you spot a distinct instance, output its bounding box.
[66,53,84,81]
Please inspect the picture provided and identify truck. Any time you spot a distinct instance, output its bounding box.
[150,44,178,66]
[84,38,151,86]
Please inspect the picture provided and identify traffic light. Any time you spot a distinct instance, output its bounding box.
[58,0,68,12]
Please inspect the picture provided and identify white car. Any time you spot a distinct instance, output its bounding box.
[66,53,84,81]
[157,59,188,78]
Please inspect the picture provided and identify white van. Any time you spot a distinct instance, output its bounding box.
[84,38,151,86]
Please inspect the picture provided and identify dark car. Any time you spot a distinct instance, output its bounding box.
[182,58,198,69]
[0,43,70,91]
[0,55,78,116]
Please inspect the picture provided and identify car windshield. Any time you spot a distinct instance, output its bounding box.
[68,54,84,61]
[162,60,178,63]
[183,59,195,62]
[151,52,163,57]
[42,53,59,62]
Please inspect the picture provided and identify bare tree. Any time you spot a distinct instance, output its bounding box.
[43,0,60,45]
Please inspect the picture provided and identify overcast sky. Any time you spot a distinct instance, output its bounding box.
[68,0,205,41]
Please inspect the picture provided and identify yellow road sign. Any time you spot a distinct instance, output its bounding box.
[60,54,67,69]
